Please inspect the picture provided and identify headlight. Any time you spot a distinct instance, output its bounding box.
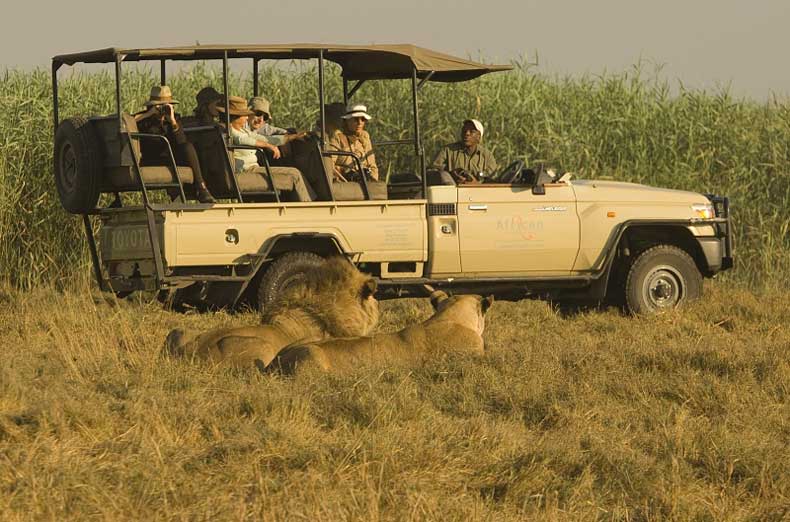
[691,203,715,219]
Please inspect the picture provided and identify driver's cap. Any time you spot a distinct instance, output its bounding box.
[463,118,484,138]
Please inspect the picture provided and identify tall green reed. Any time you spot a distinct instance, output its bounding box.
[1,63,787,289]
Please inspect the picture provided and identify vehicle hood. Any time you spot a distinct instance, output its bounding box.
[570,179,708,204]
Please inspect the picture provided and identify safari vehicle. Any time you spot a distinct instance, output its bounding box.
[51,44,733,314]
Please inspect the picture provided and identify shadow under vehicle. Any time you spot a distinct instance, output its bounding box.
[51,44,732,314]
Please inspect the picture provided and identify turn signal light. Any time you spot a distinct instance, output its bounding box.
[691,203,715,220]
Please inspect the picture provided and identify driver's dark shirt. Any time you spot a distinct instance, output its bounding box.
[431,142,498,176]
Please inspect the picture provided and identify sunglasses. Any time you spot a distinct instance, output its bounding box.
[254,111,270,121]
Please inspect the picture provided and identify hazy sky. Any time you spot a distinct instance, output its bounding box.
[2,0,789,99]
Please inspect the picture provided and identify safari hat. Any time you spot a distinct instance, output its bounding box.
[195,86,222,106]
[216,95,255,116]
[324,102,346,120]
[144,85,179,106]
[463,118,484,138]
[248,96,272,118]
[342,103,372,121]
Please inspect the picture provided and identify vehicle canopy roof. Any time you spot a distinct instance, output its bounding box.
[52,43,512,82]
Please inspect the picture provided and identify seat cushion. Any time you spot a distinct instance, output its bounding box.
[331,180,388,201]
[102,165,194,192]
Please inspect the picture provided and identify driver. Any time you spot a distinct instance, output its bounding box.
[431,119,498,184]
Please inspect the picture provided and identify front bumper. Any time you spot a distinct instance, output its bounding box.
[703,194,734,272]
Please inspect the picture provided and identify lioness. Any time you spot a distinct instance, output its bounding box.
[165,257,379,367]
[263,290,493,374]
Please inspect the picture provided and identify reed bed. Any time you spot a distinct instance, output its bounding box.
[1,63,789,289]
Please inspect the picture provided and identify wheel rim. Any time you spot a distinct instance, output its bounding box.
[642,265,685,310]
[59,142,78,193]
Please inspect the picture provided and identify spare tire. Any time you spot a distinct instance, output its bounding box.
[54,117,103,214]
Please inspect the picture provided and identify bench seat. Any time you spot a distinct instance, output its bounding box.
[101,165,194,192]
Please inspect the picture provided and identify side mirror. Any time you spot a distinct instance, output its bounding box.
[532,183,546,195]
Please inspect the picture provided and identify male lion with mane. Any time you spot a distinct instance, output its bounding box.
[262,290,493,374]
[165,257,379,367]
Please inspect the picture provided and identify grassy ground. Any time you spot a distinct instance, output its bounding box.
[1,281,787,521]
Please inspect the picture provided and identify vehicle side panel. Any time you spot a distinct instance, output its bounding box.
[572,182,715,271]
[456,184,579,274]
[425,186,462,275]
[162,201,427,267]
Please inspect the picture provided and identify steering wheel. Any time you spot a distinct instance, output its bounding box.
[496,160,525,184]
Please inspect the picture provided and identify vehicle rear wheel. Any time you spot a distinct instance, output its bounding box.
[256,252,324,312]
[624,245,702,314]
[54,116,103,214]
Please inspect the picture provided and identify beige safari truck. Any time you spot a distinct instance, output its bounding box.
[51,44,732,314]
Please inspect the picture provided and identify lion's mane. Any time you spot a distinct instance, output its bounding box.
[165,257,379,367]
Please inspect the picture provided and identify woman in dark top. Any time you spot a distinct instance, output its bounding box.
[134,85,215,203]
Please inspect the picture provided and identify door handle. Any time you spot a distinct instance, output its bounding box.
[468,204,488,211]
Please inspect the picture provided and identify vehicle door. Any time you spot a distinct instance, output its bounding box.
[456,183,579,274]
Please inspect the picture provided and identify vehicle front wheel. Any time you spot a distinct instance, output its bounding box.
[624,245,702,314]
[256,252,324,312]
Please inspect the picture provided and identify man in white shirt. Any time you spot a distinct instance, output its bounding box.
[219,96,314,202]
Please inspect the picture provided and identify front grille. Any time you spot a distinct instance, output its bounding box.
[428,203,457,216]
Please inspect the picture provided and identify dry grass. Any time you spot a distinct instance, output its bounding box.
[1,282,787,521]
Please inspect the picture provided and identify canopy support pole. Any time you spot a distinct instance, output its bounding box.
[222,51,231,138]
[417,71,434,91]
[160,59,166,85]
[115,55,123,131]
[52,62,60,134]
[318,49,326,151]
[346,80,366,100]
[342,78,348,104]
[253,59,259,97]
[411,67,426,193]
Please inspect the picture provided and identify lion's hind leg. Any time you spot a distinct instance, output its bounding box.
[212,335,278,367]
[258,344,316,375]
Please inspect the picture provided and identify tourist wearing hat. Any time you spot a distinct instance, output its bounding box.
[192,86,224,126]
[327,103,379,181]
[431,119,498,184]
[134,85,216,203]
[247,96,290,136]
[222,96,314,202]
[313,102,346,137]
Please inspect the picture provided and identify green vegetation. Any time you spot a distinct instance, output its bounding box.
[1,64,789,288]
[1,282,787,520]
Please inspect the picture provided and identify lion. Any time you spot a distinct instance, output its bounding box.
[261,290,494,374]
[164,256,380,367]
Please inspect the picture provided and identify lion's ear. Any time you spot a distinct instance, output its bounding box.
[430,290,449,310]
[481,295,494,314]
[361,278,377,299]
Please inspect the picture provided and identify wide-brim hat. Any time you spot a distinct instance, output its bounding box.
[145,85,179,106]
[248,96,272,118]
[342,103,372,121]
[196,86,223,106]
[463,118,484,138]
[216,95,255,116]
